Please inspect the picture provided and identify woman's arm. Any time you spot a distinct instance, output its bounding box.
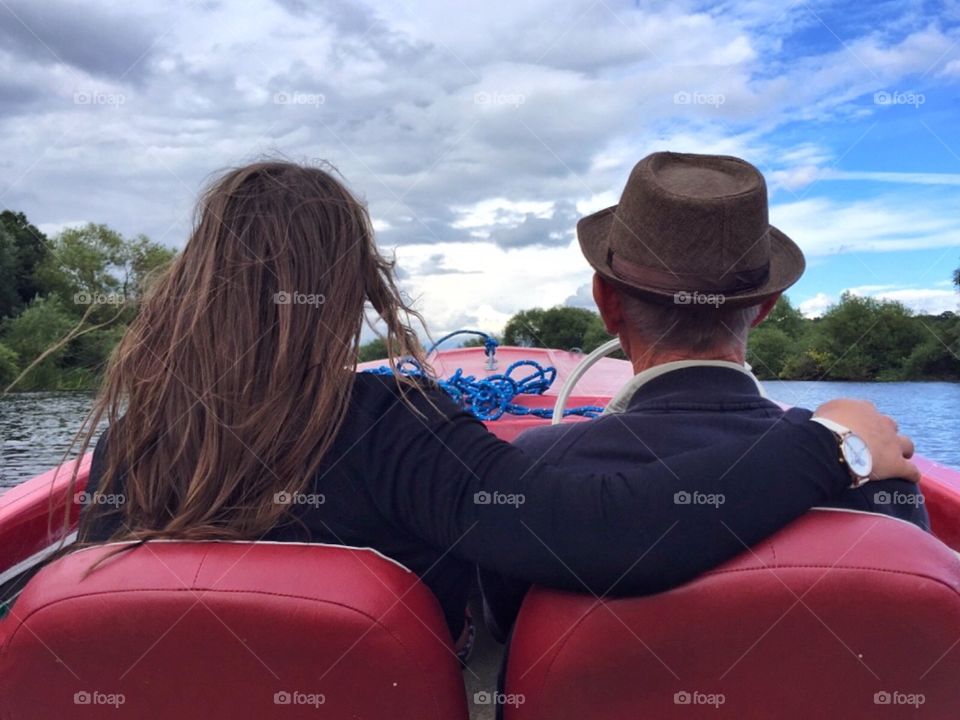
[363,386,856,595]
[76,432,122,543]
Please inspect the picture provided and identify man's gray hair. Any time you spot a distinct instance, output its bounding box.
[618,291,762,355]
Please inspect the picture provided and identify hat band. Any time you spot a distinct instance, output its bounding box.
[609,250,770,295]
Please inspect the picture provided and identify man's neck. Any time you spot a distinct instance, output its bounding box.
[624,338,746,375]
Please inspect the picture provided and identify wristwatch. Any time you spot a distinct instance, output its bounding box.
[810,417,874,487]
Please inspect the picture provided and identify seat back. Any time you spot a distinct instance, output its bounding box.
[0,541,468,719]
[504,510,960,719]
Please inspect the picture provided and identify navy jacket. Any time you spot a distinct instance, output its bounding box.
[481,364,929,639]
[81,373,854,638]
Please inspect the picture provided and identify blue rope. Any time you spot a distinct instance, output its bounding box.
[427,329,499,360]
[364,330,604,421]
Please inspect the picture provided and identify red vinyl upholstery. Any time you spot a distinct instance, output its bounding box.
[0,542,468,719]
[504,510,960,719]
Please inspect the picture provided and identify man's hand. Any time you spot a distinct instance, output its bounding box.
[813,399,919,483]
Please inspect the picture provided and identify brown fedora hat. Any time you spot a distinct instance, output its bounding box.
[578,152,804,307]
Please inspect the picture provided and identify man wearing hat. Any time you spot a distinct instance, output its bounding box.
[481,151,928,639]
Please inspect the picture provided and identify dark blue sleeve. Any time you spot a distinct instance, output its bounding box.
[828,480,930,531]
[478,423,580,641]
[365,394,852,598]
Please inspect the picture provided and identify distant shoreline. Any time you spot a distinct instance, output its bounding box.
[2,377,960,395]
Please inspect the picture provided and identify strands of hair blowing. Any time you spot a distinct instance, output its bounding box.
[68,161,426,544]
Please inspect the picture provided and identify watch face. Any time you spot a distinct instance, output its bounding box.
[842,434,873,478]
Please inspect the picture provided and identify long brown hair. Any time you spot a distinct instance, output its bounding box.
[69,161,425,543]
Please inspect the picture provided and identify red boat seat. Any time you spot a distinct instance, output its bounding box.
[0,541,468,719]
[503,509,960,719]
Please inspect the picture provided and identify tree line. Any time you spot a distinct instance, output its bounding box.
[0,211,174,391]
[1,207,957,390]
[363,287,960,382]
[747,294,959,381]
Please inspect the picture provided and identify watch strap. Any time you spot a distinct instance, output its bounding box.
[809,416,852,437]
[810,417,870,488]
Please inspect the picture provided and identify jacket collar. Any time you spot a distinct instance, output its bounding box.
[603,359,768,415]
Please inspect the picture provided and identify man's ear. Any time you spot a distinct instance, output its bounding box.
[593,274,623,335]
[750,293,781,328]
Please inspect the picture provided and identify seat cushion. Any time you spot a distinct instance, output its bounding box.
[504,510,960,719]
[0,541,468,719]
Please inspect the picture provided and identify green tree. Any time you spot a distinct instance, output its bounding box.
[503,306,607,351]
[37,223,128,308]
[764,295,805,339]
[747,326,793,379]
[581,317,614,353]
[901,330,960,380]
[1,222,175,391]
[0,296,76,389]
[502,308,545,347]
[0,228,19,318]
[815,293,922,380]
[0,343,18,387]
[36,224,173,311]
[68,322,128,381]
[358,338,388,363]
[0,211,50,314]
[125,234,177,298]
[780,345,835,380]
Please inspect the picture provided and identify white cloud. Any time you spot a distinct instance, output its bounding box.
[36,220,88,237]
[939,57,960,77]
[799,286,959,318]
[772,169,960,192]
[564,282,596,309]
[825,171,960,186]
[769,165,824,192]
[799,292,835,318]
[771,196,960,255]
[395,238,592,334]
[853,287,959,315]
[0,0,958,339]
[451,198,554,231]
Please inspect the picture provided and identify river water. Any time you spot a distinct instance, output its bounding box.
[1,382,958,490]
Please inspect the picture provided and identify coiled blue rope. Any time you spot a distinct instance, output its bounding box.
[363,330,604,421]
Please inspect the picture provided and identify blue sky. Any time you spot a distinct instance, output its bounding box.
[761,67,960,315]
[0,0,958,336]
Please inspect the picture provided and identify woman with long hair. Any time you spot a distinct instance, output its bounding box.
[76,161,915,641]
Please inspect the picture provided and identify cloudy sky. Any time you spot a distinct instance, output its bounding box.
[1,0,959,340]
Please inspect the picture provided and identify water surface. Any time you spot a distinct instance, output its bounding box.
[2,382,958,490]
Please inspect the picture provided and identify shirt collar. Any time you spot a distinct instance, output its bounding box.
[602,359,768,415]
